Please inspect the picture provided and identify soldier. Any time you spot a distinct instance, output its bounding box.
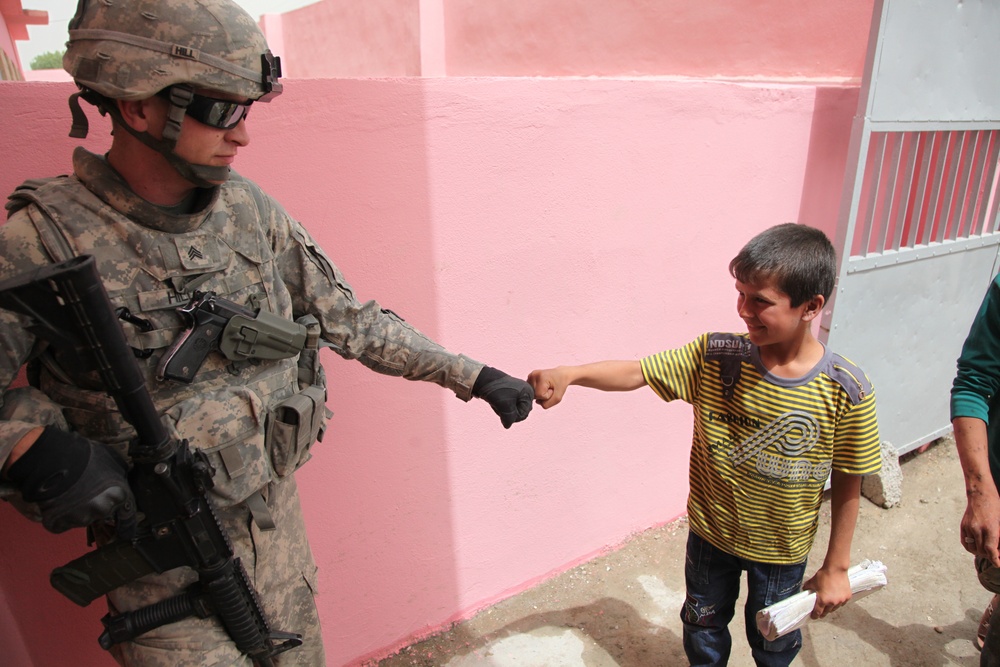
[0,0,533,665]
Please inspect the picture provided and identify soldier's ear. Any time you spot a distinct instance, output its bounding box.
[116,97,158,133]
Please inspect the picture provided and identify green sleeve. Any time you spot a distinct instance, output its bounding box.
[951,274,1000,423]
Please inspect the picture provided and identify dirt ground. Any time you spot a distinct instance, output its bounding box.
[375,437,990,666]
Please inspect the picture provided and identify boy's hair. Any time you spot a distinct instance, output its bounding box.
[728,223,837,306]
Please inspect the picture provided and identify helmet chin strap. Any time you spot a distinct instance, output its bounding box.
[122,121,231,188]
[70,86,231,189]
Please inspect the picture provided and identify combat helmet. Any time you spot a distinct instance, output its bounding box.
[62,0,282,186]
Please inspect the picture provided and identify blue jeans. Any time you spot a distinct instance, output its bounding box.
[681,531,807,667]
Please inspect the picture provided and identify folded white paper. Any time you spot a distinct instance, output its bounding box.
[755,559,888,641]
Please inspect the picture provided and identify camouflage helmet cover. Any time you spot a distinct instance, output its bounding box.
[63,0,281,102]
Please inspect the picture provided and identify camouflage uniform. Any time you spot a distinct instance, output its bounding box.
[0,146,482,665]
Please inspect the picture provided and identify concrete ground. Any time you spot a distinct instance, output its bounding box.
[376,437,989,667]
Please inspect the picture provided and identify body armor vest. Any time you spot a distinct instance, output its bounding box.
[7,154,329,520]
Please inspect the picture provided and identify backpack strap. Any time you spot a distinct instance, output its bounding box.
[718,356,743,400]
[704,333,751,401]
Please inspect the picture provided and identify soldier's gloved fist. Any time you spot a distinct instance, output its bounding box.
[6,426,136,540]
[472,366,534,429]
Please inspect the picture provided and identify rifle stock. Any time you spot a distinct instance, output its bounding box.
[0,255,301,665]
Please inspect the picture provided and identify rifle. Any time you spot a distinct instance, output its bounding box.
[0,255,301,666]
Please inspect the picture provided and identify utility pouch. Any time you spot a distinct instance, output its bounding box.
[163,386,271,507]
[268,385,329,477]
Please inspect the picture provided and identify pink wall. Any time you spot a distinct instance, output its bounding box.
[444,0,874,77]
[271,0,874,78]
[0,77,856,665]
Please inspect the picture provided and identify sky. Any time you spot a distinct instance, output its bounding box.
[17,0,318,68]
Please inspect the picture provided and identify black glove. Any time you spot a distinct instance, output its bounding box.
[472,366,534,429]
[6,427,136,539]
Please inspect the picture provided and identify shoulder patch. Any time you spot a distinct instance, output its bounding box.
[827,354,874,405]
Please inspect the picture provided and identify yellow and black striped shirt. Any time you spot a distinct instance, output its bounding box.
[641,332,881,564]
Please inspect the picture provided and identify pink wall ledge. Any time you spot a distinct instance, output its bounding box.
[275,0,873,78]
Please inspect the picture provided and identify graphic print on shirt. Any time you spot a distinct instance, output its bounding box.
[728,410,831,482]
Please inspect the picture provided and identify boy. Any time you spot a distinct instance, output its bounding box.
[528,223,881,666]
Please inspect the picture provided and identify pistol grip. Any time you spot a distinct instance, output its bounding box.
[157,323,221,383]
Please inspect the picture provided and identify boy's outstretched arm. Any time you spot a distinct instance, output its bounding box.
[527,361,646,409]
[802,469,861,619]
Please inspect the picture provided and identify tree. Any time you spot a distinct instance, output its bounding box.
[30,50,64,71]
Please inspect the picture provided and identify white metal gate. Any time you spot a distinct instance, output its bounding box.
[821,0,1000,455]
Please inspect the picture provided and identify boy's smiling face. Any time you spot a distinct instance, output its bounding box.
[735,275,822,349]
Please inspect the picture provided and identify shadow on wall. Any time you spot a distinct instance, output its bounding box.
[0,504,108,666]
[198,79,465,667]
[797,85,861,243]
[0,83,117,667]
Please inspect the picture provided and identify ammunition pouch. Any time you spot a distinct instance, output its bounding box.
[267,384,328,477]
[266,315,332,478]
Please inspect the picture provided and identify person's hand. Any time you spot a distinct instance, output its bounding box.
[5,427,136,539]
[527,367,570,409]
[472,366,534,428]
[802,565,851,619]
[961,488,1000,567]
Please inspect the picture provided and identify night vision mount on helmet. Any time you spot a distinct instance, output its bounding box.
[62,0,283,187]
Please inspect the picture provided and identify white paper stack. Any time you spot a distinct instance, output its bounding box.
[755,559,888,641]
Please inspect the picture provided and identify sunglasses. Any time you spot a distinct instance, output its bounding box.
[158,88,252,130]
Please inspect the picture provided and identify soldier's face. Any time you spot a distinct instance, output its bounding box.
[171,89,252,183]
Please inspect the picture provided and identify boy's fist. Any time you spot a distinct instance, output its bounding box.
[527,367,569,409]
